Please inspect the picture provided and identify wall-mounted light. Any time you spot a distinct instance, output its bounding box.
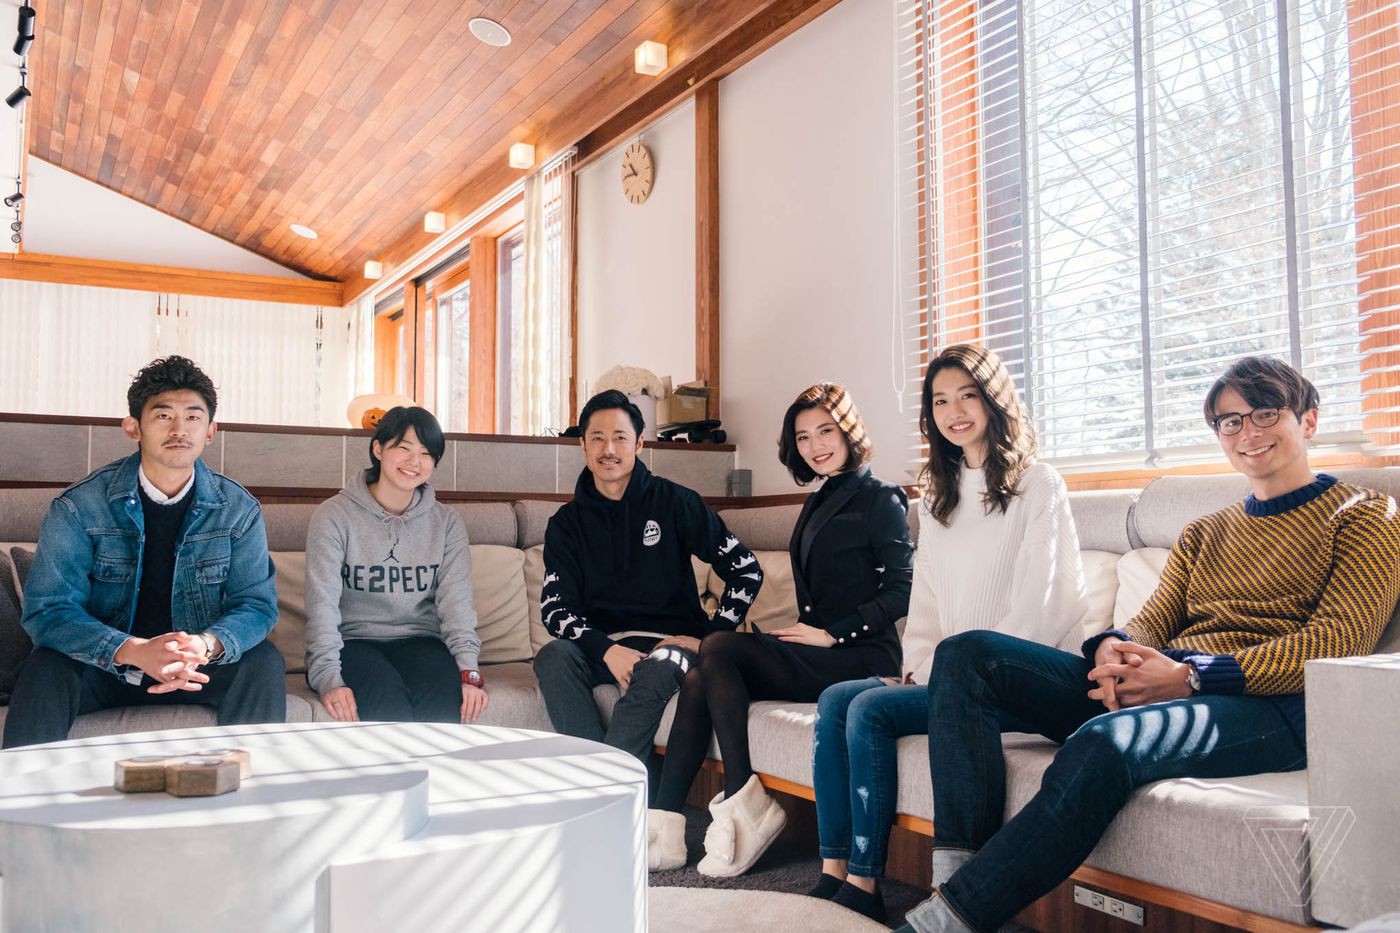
[363,260,383,280]
[6,66,29,109]
[508,143,536,170]
[635,41,668,76]
[14,2,35,57]
[424,211,446,234]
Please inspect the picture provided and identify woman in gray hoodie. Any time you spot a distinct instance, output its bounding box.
[304,407,486,723]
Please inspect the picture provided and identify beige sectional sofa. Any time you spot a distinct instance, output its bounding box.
[2,469,1398,929]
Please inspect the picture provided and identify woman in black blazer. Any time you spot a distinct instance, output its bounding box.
[647,383,913,878]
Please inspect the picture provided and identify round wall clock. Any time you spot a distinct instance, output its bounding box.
[621,142,654,204]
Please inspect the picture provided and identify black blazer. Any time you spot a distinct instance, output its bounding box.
[789,467,913,652]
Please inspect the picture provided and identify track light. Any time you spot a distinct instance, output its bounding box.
[14,3,33,57]
[6,66,29,110]
[3,192,22,208]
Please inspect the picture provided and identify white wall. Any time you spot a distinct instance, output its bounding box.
[22,158,306,278]
[571,0,904,493]
[720,0,902,494]
[575,100,696,405]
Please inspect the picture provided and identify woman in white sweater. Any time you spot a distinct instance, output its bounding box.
[808,343,1087,922]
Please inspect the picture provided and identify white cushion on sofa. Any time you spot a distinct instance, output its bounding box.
[1079,549,1121,640]
[1114,548,1170,628]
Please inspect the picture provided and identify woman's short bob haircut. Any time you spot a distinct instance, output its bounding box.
[365,406,446,485]
[777,382,873,485]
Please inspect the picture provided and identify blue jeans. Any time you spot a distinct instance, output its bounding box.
[814,678,928,878]
[912,631,1308,933]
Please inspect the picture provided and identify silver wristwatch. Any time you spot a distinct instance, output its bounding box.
[1185,660,1202,694]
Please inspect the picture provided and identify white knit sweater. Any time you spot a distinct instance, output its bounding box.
[901,461,1088,684]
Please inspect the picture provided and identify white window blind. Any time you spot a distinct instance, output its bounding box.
[897,0,1400,471]
[0,279,346,426]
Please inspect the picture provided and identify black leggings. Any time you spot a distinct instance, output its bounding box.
[654,631,806,811]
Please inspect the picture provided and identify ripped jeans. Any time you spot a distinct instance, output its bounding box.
[813,678,929,877]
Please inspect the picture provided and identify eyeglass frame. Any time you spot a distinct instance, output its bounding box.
[1208,407,1286,436]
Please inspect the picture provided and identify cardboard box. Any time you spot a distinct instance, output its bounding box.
[657,379,711,426]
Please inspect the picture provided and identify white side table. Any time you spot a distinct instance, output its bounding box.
[0,722,647,933]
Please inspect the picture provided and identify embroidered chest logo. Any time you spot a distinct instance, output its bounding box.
[642,520,662,547]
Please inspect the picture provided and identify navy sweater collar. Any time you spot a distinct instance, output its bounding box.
[1244,473,1337,517]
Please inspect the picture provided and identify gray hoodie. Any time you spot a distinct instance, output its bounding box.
[304,471,480,694]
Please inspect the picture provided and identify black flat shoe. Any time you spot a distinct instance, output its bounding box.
[805,873,844,899]
[832,879,887,923]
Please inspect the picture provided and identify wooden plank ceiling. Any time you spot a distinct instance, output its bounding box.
[29,0,761,282]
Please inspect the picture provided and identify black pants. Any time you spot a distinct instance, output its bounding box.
[338,636,461,723]
[2,641,287,749]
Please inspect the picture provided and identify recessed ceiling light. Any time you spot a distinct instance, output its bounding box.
[469,17,511,47]
[290,224,318,239]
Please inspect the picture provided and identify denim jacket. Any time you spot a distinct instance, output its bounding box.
[20,453,278,675]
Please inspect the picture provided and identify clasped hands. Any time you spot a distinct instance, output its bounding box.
[1088,636,1194,711]
[114,631,216,694]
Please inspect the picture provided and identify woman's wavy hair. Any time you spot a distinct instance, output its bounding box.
[777,382,874,485]
[918,344,1037,526]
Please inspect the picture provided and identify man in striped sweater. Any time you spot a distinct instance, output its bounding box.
[900,357,1400,933]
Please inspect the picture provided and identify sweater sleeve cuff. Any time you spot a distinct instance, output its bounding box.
[1185,653,1246,695]
[578,629,616,665]
[1082,628,1131,660]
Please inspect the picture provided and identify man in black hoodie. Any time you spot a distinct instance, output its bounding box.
[534,390,763,771]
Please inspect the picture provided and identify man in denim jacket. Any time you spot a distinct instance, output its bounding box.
[2,356,283,748]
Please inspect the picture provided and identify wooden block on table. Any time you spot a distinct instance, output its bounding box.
[114,755,174,793]
[164,758,241,797]
[197,747,252,779]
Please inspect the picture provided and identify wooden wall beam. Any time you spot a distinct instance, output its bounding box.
[0,252,342,306]
[695,81,722,421]
[467,234,498,433]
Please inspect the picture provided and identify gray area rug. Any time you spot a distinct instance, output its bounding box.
[647,805,932,930]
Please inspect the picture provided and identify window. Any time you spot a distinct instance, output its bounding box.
[496,227,526,433]
[899,0,1400,469]
[437,281,471,432]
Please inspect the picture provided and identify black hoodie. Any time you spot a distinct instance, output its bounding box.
[541,460,763,662]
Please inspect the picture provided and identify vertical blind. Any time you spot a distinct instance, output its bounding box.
[897,0,1400,471]
[0,279,347,426]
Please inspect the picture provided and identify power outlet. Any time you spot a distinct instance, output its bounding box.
[1074,885,1145,926]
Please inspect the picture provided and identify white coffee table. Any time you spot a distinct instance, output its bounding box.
[0,721,647,933]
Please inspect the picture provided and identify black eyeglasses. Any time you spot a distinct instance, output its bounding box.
[1210,408,1282,436]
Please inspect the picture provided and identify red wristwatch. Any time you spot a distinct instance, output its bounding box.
[461,669,484,688]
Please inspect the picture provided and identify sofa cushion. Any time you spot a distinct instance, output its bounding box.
[471,545,531,664]
[513,499,566,549]
[1079,549,1121,640]
[0,549,32,705]
[710,550,795,634]
[472,660,554,732]
[1113,548,1170,628]
[1003,742,1312,925]
[523,545,549,655]
[265,552,309,674]
[9,545,33,590]
[1068,491,1136,553]
[716,505,804,552]
[0,688,317,739]
[0,488,58,543]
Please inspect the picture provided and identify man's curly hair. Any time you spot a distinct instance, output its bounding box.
[127,356,218,420]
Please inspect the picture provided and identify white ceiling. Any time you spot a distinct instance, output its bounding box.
[21,158,306,278]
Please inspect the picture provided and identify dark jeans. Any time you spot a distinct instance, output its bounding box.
[2,642,286,749]
[814,678,928,877]
[533,637,696,766]
[339,636,461,723]
[910,631,1307,933]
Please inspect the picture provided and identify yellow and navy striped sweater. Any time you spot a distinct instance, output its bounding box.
[1118,475,1400,700]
